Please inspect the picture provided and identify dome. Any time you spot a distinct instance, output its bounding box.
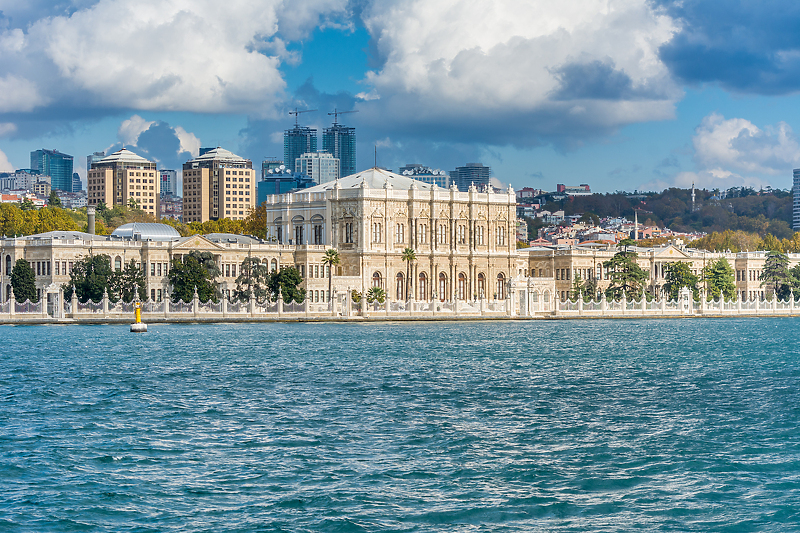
[111,223,181,241]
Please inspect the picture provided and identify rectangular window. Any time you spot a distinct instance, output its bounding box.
[150,263,155,276]
[151,289,156,301]
[226,264,230,277]
[345,222,354,244]
[55,262,60,275]
[232,264,236,277]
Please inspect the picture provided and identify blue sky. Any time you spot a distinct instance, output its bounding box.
[2,0,800,194]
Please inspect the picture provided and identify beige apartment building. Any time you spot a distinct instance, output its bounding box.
[87,149,160,215]
[182,148,255,223]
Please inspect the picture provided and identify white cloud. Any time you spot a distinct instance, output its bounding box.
[0,75,46,112]
[0,122,17,137]
[175,126,201,158]
[0,148,14,172]
[118,115,155,146]
[693,113,800,175]
[4,0,348,115]
[358,0,681,142]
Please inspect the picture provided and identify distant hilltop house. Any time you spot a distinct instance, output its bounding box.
[556,184,591,196]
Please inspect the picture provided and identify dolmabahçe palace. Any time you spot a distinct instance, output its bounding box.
[0,168,788,314]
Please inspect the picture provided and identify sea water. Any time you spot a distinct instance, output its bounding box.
[1,319,799,532]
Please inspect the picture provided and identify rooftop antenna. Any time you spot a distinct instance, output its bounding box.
[374,145,377,168]
[289,108,317,127]
[328,108,358,125]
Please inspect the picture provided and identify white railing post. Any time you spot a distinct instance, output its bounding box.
[193,286,200,317]
[71,289,79,319]
[277,288,284,316]
[222,295,228,317]
[102,288,109,318]
[8,288,15,319]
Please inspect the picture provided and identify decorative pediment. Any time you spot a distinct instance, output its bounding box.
[654,245,691,259]
[371,208,384,218]
[439,209,449,220]
[418,208,430,219]
[395,207,407,218]
[174,234,225,250]
[458,210,467,220]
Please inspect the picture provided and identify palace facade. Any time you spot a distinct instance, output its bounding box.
[0,168,795,310]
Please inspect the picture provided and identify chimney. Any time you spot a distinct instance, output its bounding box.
[87,206,96,235]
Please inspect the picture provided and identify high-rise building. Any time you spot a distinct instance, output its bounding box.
[182,147,254,222]
[323,123,356,178]
[198,147,215,157]
[794,169,800,230]
[159,169,178,197]
[72,173,82,192]
[449,163,491,192]
[296,152,339,185]
[86,152,105,175]
[284,126,317,172]
[262,159,286,178]
[87,148,160,215]
[30,149,73,192]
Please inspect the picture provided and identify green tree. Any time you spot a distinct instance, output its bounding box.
[603,250,649,299]
[64,254,114,303]
[128,197,139,209]
[267,267,306,303]
[569,273,583,301]
[108,259,147,302]
[760,250,790,299]
[168,251,220,303]
[48,190,62,208]
[322,249,340,304]
[663,261,699,301]
[702,258,736,301]
[20,198,35,211]
[401,247,416,300]
[366,286,386,304]
[10,259,37,303]
[232,256,269,302]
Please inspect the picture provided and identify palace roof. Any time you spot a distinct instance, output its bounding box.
[302,167,434,193]
[111,223,180,241]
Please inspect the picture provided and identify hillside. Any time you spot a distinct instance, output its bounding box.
[541,188,793,238]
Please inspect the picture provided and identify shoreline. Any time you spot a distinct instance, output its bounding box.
[2,313,799,325]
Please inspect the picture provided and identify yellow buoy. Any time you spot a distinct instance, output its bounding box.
[131,302,147,332]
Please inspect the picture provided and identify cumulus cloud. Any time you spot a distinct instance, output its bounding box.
[175,127,201,158]
[357,0,681,146]
[0,0,350,116]
[118,115,155,147]
[114,115,201,170]
[639,113,799,191]
[693,113,800,175]
[0,148,14,172]
[0,122,17,137]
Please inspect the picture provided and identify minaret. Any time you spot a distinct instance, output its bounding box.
[634,210,639,241]
[691,182,696,212]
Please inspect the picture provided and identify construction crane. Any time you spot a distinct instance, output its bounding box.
[289,108,317,126]
[328,108,358,125]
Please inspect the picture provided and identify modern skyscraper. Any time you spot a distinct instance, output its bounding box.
[182,147,254,222]
[87,148,159,215]
[159,169,178,197]
[30,149,73,192]
[284,126,317,172]
[793,169,800,230]
[296,152,339,185]
[449,163,491,192]
[323,123,356,178]
[86,152,105,175]
[72,173,82,192]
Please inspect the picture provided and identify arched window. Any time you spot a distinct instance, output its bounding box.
[5,255,10,276]
[270,259,278,272]
[496,273,506,300]
[5,284,10,301]
[273,217,283,244]
[477,273,486,299]
[311,215,324,245]
[396,272,404,300]
[372,271,382,288]
[458,272,466,300]
[114,256,122,271]
[438,272,447,302]
[418,272,428,301]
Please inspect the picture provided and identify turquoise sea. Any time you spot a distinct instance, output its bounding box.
[1,319,800,532]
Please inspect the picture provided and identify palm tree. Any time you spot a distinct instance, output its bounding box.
[401,247,416,301]
[322,249,340,306]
